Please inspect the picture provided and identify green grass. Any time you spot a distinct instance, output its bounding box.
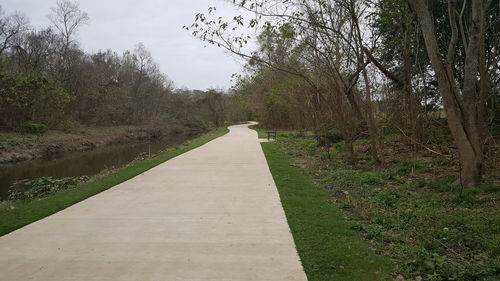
[274,131,500,280]
[261,142,391,281]
[0,127,229,236]
[249,125,268,139]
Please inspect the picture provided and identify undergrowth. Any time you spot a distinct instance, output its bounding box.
[275,131,500,281]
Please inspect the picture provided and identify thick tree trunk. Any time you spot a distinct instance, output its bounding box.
[407,0,488,188]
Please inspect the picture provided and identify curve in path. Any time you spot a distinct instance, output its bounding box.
[0,123,307,281]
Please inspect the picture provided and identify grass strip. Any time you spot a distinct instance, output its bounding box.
[261,141,391,281]
[0,127,229,236]
[248,124,267,138]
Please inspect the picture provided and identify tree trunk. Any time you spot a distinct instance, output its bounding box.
[406,0,489,188]
[361,65,382,166]
[402,22,420,141]
[348,0,382,166]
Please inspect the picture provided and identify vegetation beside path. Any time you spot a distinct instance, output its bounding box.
[261,141,391,281]
[258,127,500,281]
[0,127,229,236]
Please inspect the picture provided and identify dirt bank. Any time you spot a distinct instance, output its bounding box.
[0,125,205,165]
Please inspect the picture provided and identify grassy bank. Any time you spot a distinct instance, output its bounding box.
[0,127,229,236]
[261,141,391,281]
[258,127,500,281]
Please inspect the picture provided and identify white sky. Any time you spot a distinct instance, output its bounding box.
[1,0,255,90]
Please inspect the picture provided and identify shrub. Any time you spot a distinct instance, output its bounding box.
[314,123,344,146]
[23,123,48,135]
[0,71,72,129]
[55,119,78,133]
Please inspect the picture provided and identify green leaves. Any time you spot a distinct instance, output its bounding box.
[0,71,72,129]
[8,176,79,200]
[23,122,48,135]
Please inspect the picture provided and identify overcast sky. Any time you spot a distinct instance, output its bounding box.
[1,0,254,90]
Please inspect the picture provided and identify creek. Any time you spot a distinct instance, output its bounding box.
[0,131,199,200]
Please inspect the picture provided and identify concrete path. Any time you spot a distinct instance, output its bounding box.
[0,123,307,281]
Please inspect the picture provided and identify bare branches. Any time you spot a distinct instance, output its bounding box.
[0,8,29,56]
[48,0,89,50]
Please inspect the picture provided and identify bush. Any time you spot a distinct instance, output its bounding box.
[23,123,48,135]
[314,123,344,146]
[55,119,78,133]
[0,71,72,129]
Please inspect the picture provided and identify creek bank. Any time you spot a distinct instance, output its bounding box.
[0,124,208,200]
[0,124,206,165]
[0,127,230,236]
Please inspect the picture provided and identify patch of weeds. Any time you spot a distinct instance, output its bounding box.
[23,122,48,135]
[427,175,458,192]
[352,223,387,240]
[403,248,500,281]
[338,201,354,209]
[453,190,478,206]
[429,132,455,146]
[430,156,456,169]
[375,189,400,208]
[335,141,346,152]
[354,138,372,146]
[486,235,500,258]
[482,184,500,193]
[326,169,384,188]
[382,161,421,181]
[403,179,427,189]
[291,139,318,155]
[277,131,303,141]
[8,176,84,200]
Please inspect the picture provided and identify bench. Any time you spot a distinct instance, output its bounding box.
[267,131,277,141]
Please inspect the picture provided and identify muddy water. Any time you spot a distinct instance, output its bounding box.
[0,131,200,200]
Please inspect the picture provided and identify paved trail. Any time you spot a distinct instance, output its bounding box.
[0,123,307,281]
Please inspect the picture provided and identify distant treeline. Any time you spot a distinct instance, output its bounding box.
[0,1,240,132]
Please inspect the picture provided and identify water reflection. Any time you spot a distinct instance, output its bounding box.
[0,131,199,200]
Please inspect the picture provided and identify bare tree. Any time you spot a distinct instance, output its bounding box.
[0,6,29,56]
[48,0,89,52]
